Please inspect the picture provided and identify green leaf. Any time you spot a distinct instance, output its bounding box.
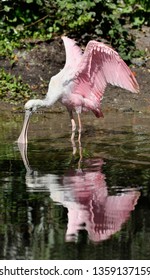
[4,5,11,12]
[26,0,34,3]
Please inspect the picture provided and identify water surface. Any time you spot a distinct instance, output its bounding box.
[0,110,150,260]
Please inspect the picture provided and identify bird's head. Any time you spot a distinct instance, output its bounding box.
[24,99,44,112]
[17,99,44,144]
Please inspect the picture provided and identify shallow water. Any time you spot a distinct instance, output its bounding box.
[0,110,150,260]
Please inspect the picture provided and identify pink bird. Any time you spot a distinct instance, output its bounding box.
[18,36,139,144]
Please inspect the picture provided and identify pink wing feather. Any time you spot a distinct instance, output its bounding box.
[73,40,139,104]
[62,36,82,68]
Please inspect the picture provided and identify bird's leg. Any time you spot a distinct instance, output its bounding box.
[77,113,82,143]
[78,143,83,170]
[77,113,83,167]
[68,110,77,155]
[71,130,77,155]
[68,110,76,132]
[71,118,76,133]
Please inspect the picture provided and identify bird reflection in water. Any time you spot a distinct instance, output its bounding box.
[18,142,140,243]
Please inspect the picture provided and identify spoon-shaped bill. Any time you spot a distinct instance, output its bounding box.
[17,110,32,144]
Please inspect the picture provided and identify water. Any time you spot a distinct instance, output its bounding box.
[0,109,150,260]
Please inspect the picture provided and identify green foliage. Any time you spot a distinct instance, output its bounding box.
[0,0,149,60]
[122,0,150,27]
[0,69,34,104]
[54,0,95,32]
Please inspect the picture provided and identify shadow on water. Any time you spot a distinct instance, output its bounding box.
[0,110,150,259]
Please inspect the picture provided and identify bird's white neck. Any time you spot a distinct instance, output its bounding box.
[34,94,60,109]
[34,73,65,109]
[42,95,59,107]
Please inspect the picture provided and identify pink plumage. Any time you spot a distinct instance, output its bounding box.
[61,36,139,118]
[18,36,139,144]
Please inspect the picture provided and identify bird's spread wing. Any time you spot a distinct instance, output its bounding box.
[73,40,139,104]
[62,36,83,68]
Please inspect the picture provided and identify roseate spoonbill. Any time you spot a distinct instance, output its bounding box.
[18,36,139,144]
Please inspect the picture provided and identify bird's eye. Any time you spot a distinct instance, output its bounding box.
[25,108,33,113]
[28,107,33,113]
